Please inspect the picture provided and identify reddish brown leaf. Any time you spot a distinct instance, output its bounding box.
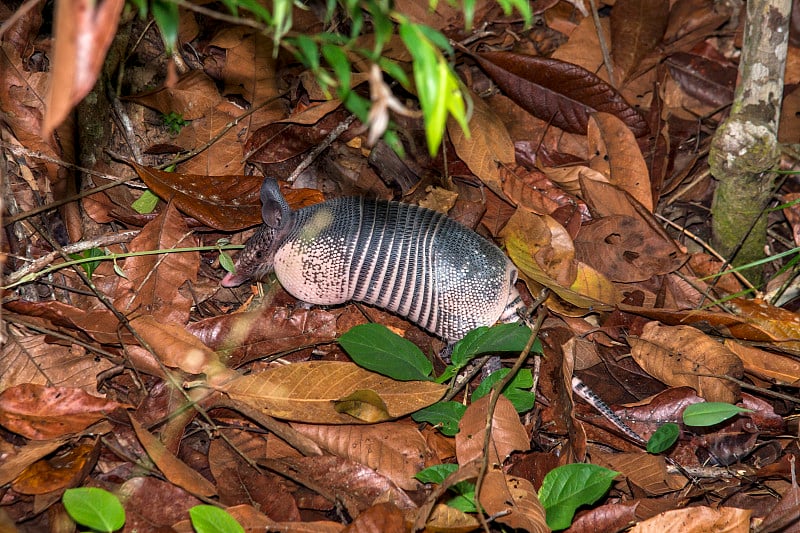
[132,164,325,231]
[12,441,99,495]
[473,51,649,137]
[129,414,217,498]
[666,51,736,107]
[610,0,669,83]
[0,384,127,440]
[42,0,125,136]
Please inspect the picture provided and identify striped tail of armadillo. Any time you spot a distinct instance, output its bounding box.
[274,197,522,342]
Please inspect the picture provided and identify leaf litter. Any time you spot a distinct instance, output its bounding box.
[2,1,800,531]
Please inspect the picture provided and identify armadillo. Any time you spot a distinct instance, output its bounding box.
[221,179,648,445]
[221,179,523,342]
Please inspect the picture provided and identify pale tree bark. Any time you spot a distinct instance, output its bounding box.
[708,0,792,283]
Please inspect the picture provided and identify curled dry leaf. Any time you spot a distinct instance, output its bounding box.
[629,322,744,404]
[587,112,653,211]
[455,395,529,466]
[479,470,549,533]
[218,361,446,424]
[500,207,577,288]
[473,51,649,138]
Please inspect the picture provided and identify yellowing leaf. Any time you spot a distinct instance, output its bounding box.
[219,362,446,424]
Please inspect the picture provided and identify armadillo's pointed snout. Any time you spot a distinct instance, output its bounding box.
[220,271,248,288]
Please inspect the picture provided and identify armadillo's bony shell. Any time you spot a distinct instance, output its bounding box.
[273,197,519,342]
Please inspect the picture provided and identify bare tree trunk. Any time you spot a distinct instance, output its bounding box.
[708,0,792,283]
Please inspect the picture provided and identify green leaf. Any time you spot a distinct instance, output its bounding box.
[189,505,245,533]
[321,43,351,93]
[219,251,236,273]
[339,323,432,381]
[446,481,477,513]
[62,487,125,532]
[539,463,618,530]
[151,0,179,52]
[682,402,752,427]
[132,189,160,214]
[411,401,466,436]
[451,322,537,367]
[416,463,458,484]
[471,368,535,413]
[69,247,107,278]
[292,35,320,71]
[646,423,680,453]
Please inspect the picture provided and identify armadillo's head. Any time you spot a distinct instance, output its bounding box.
[221,178,294,288]
[220,225,280,288]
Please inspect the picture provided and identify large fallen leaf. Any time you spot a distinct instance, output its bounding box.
[129,316,226,376]
[42,0,125,136]
[480,470,549,533]
[610,0,669,84]
[291,421,436,491]
[456,395,529,466]
[218,362,446,423]
[628,322,744,403]
[131,164,325,231]
[112,200,199,325]
[447,87,515,198]
[587,112,653,211]
[629,505,750,533]
[473,51,649,137]
[0,384,127,440]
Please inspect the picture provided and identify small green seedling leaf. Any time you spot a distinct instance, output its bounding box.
[539,463,618,530]
[69,247,107,278]
[219,251,236,273]
[131,189,160,214]
[151,0,179,52]
[62,487,125,532]
[682,402,752,427]
[415,464,476,512]
[411,401,466,436]
[339,323,432,381]
[646,423,680,453]
[451,322,537,367]
[472,368,536,413]
[189,505,245,533]
[416,463,458,484]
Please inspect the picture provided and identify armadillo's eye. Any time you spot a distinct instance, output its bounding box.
[255,251,263,259]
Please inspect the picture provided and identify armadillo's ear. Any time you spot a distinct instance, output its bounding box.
[260,178,292,229]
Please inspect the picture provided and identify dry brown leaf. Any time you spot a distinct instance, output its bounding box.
[261,455,415,518]
[447,87,515,198]
[129,414,217,498]
[128,316,226,376]
[479,470,548,533]
[455,395,529,466]
[725,340,800,385]
[540,164,609,197]
[291,421,436,491]
[591,451,685,496]
[500,207,577,287]
[208,436,301,521]
[219,362,446,423]
[629,322,744,403]
[587,112,653,211]
[0,334,114,395]
[0,384,127,440]
[0,437,72,486]
[12,441,98,495]
[124,70,222,119]
[42,0,125,136]
[629,505,750,533]
[112,201,199,324]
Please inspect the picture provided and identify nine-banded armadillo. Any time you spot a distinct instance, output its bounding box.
[222,178,647,444]
[221,179,523,342]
